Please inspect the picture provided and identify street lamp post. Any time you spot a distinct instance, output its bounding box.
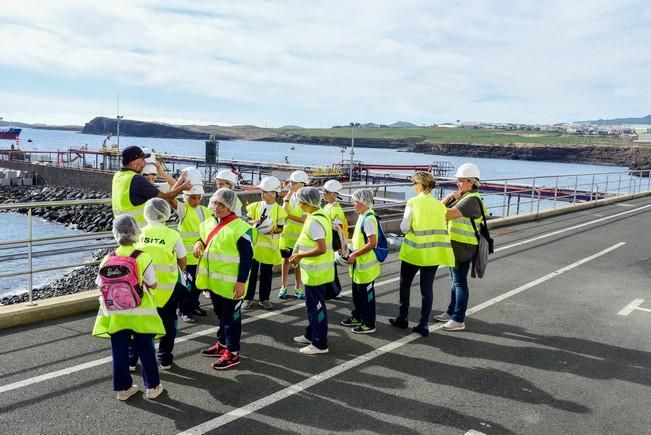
[116,115,124,150]
[349,122,359,182]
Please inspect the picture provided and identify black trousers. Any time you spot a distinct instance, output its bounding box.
[397,261,438,326]
[245,260,273,302]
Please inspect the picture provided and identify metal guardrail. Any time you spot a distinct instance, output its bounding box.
[2,170,650,305]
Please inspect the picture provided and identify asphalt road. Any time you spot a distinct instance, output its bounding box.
[1,197,650,434]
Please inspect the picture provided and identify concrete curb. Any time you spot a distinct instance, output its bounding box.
[1,190,650,331]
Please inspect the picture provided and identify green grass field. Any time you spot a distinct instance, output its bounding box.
[278,127,633,146]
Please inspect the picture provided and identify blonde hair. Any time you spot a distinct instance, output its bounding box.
[412,171,435,192]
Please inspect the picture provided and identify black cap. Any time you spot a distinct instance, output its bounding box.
[121,146,151,165]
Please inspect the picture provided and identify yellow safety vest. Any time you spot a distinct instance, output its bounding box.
[448,191,485,246]
[136,225,182,307]
[279,196,303,251]
[92,245,165,339]
[324,201,348,239]
[178,202,212,266]
[196,217,253,300]
[112,170,146,227]
[349,211,381,284]
[246,201,287,265]
[296,210,335,286]
[399,192,455,267]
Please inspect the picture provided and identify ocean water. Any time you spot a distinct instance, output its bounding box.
[0,127,632,297]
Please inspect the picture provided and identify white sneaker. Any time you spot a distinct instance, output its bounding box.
[440,320,465,331]
[434,313,451,322]
[299,344,329,355]
[145,384,164,400]
[293,335,311,344]
[159,363,172,370]
[117,384,139,401]
[243,300,255,310]
[128,364,138,373]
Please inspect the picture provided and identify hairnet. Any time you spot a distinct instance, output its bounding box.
[112,215,140,245]
[296,187,322,208]
[144,198,171,223]
[209,188,237,212]
[352,188,374,207]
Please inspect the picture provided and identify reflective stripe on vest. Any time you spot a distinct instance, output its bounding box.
[91,246,165,339]
[296,210,334,286]
[448,192,485,246]
[349,211,380,283]
[178,203,211,266]
[196,218,252,299]
[399,193,455,267]
[247,201,284,265]
[280,198,303,250]
[136,225,181,307]
[111,170,147,227]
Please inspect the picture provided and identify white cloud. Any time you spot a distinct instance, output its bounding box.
[0,0,649,126]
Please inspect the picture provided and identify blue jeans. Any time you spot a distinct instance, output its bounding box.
[447,259,472,322]
[304,284,328,350]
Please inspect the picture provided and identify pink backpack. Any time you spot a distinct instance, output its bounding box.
[99,250,144,311]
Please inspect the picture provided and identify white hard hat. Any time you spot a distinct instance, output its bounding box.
[142,163,157,175]
[215,169,238,186]
[255,217,273,234]
[335,251,349,267]
[257,176,281,192]
[454,163,480,179]
[142,148,156,164]
[289,170,309,184]
[323,179,342,193]
[182,167,203,186]
[184,184,204,195]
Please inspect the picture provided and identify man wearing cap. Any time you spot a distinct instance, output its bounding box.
[112,146,190,228]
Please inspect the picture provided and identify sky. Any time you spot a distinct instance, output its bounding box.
[0,0,649,128]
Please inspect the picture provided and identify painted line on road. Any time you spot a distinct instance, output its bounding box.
[2,201,643,395]
[0,275,401,394]
[495,203,650,252]
[617,299,649,316]
[176,242,625,434]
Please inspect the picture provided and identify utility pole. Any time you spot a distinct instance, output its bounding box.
[349,122,359,182]
[116,93,124,152]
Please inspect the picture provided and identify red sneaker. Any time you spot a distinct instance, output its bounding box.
[211,349,240,370]
[201,341,226,357]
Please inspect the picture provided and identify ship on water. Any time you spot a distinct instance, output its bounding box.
[0,127,21,140]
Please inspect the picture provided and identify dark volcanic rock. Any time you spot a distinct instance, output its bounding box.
[82,116,210,140]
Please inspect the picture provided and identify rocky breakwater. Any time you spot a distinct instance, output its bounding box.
[409,142,651,167]
[0,185,113,306]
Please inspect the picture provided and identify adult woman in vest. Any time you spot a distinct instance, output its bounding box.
[195,189,255,370]
[176,178,211,323]
[322,179,348,299]
[278,170,310,300]
[341,188,380,334]
[135,198,187,370]
[244,176,287,310]
[92,215,165,401]
[436,163,485,331]
[289,187,335,355]
[389,171,455,336]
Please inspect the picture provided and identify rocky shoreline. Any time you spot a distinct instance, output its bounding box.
[0,186,114,306]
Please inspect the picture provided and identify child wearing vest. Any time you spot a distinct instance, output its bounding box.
[279,171,309,300]
[322,179,348,299]
[196,189,255,370]
[92,214,165,401]
[244,176,287,310]
[341,189,380,334]
[289,187,335,355]
[176,188,212,323]
[135,198,187,370]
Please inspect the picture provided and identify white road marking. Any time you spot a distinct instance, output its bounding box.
[176,242,624,434]
[495,203,650,252]
[1,201,644,395]
[465,431,487,435]
[617,299,650,316]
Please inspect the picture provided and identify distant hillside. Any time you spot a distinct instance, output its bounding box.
[0,120,81,131]
[389,121,418,128]
[577,114,651,125]
[82,117,216,139]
